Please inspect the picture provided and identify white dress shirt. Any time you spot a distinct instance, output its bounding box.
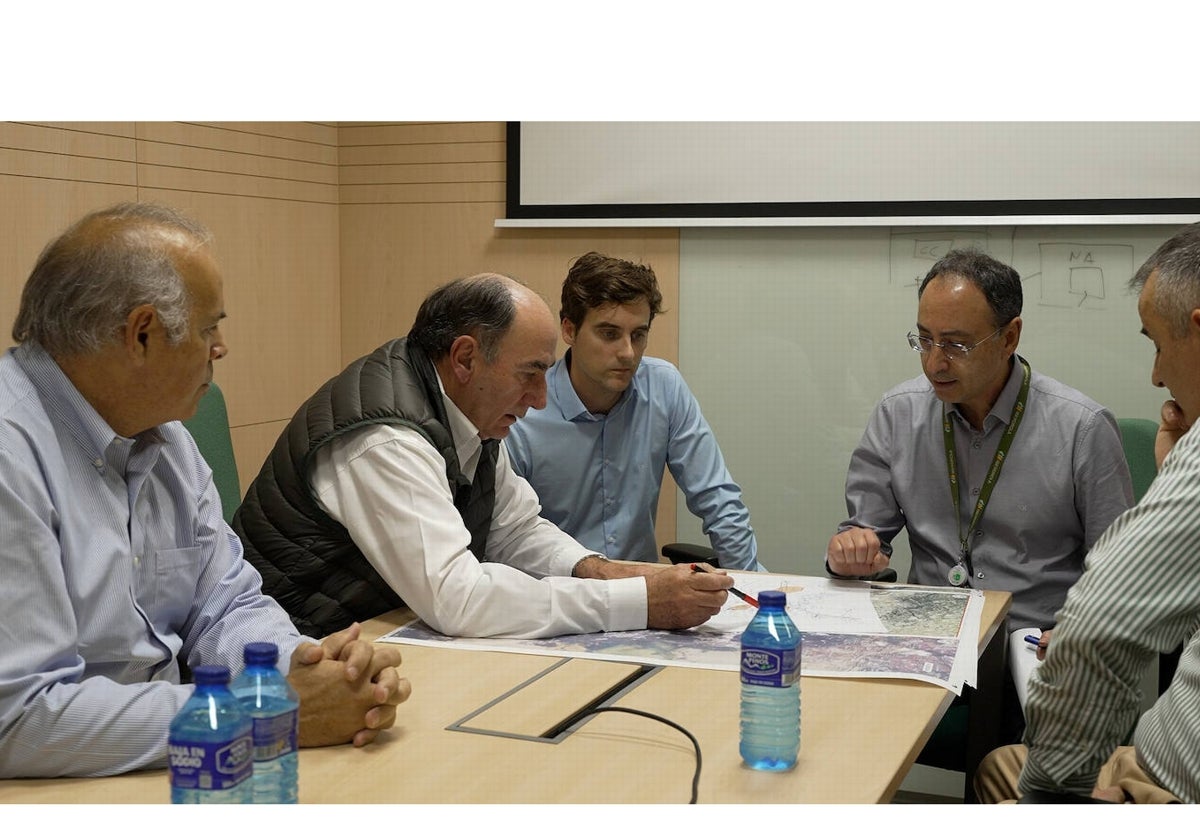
[309,375,648,639]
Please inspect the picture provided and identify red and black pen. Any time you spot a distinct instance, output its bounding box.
[690,563,759,608]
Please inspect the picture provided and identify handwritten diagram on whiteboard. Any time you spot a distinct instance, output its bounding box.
[888,229,1017,286]
[1028,242,1134,310]
[887,229,1135,313]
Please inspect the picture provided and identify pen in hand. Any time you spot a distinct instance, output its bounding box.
[1024,633,1046,649]
[690,563,759,608]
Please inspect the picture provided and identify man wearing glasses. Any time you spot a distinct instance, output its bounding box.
[825,249,1133,636]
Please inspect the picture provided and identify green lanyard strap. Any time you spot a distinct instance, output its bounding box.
[942,358,1031,584]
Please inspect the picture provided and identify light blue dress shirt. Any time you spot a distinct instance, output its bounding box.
[0,343,306,778]
[506,353,762,571]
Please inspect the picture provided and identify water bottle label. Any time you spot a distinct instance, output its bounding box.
[169,735,254,791]
[251,709,299,760]
[740,645,801,688]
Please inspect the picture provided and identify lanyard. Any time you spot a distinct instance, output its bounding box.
[942,358,1031,587]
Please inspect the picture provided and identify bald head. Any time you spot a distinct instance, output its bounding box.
[409,272,551,362]
[13,202,212,359]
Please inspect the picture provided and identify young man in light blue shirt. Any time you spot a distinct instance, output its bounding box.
[506,252,762,571]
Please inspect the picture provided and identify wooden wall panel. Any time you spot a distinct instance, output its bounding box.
[136,123,342,496]
[339,161,505,186]
[0,121,341,516]
[1,121,136,159]
[338,202,680,361]
[339,140,504,167]
[197,122,338,147]
[138,163,338,204]
[231,420,291,498]
[136,122,338,164]
[339,181,505,205]
[0,147,135,186]
[338,121,503,146]
[136,140,338,187]
[138,189,341,428]
[0,121,137,187]
[0,174,137,354]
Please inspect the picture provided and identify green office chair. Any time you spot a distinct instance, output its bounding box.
[1118,417,1159,504]
[182,382,242,525]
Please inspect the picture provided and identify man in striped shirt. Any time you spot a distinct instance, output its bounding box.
[975,222,1200,804]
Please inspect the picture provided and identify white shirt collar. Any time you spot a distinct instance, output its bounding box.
[434,368,485,479]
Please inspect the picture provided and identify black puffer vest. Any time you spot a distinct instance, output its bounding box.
[232,338,497,637]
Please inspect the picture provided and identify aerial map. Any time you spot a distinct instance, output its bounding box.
[377,573,983,692]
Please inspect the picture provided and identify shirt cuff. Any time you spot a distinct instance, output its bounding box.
[605,576,649,631]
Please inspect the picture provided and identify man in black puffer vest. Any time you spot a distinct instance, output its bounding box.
[234,273,732,639]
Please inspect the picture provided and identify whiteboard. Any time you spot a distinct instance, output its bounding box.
[674,225,1176,578]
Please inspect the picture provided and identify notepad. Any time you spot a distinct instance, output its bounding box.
[1009,627,1043,711]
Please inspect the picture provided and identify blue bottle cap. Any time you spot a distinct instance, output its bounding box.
[758,590,786,608]
[192,664,232,685]
[243,642,280,666]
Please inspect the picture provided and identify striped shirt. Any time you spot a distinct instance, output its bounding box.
[0,343,306,778]
[1020,422,1200,801]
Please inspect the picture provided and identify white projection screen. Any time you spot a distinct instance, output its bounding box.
[507,122,1200,225]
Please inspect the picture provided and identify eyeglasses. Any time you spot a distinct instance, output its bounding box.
[907,325,1006,361]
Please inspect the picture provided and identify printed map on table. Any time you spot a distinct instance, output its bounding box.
[377,573,984,692]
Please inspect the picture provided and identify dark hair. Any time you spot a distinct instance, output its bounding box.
[409,273,519,362]
[917,249,1022,328]
[13,202,211,356]
[1129,223,1200,338]
[560,251,664,327]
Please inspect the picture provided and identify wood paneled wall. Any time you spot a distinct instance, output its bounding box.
[0,121,683,547]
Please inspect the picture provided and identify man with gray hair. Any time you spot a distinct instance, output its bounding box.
[234,272,733,639]
[0,203,410,779]
[976,222,1200,804]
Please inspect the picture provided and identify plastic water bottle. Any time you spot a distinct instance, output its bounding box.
[168,664,254,803]
[231,642,300,804]
[739,589,802,771]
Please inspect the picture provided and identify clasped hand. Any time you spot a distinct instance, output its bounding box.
[287,622,412,748]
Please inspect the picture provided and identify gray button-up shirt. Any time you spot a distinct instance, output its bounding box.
[838,356,1134,630]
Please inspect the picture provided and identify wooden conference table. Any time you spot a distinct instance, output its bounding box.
[0,588,1010,805]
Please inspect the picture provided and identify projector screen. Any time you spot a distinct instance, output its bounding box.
[506,122,1200,224]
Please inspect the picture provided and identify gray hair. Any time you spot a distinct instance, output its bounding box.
[1129,223,1200,338]
[408,273,520,362]
[12,202,212,357]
